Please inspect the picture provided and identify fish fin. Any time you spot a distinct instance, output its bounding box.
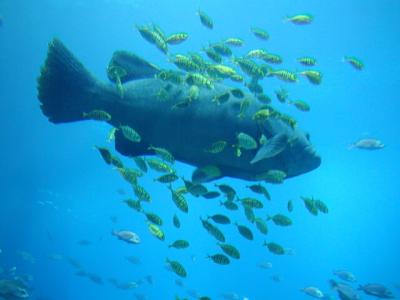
[250,133,289,164]
[37,38,99,123]
[107,51,160,83]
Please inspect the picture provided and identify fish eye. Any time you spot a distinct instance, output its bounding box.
[305,133,311,141]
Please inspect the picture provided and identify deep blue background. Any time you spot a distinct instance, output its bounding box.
[0,0,399,299]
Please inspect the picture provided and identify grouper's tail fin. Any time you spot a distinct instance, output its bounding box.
[37,38,98,123]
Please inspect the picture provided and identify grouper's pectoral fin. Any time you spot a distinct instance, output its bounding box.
[192,165,223,184]
[250,133,289,164]
[107,50,160,84]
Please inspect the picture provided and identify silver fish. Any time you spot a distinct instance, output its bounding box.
[112,230,140,244]
[349,138,384,150]
[359,284,395,299]
[333,270,357,282]
[301,286,325,298]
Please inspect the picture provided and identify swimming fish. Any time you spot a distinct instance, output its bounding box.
[358,284,395,299]
[286,14,313,25]
[330,280,361,300]
[344,56,364,70]
[301,287,325,298]
[197,9,214,29]
[333,270,357,282]
[112,230,141,244]
[349,138,385,150]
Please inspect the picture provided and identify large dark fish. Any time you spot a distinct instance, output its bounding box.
[37,39,321,182]
[359,284,395,299]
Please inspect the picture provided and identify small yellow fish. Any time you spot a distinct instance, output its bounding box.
[251,27,269,40]
[285,14,313,25]
[300,70,322,85]
[297,56,317,66]
[107,65,127,98]
[344,56,364,70]
[269,69,297,82]
[171,54,199,72]
[120,125,141,142]
[83,110,111,122]
[207,64,237,78]
[148,223,165,241]
[237,98,251,119]
[224,37,244,47]
[204,141,227,153]
[165,33,189,45]
[234,132,257,157]
[197,9,214,29]
[252,109,271,121]
[106,128,117,142]
[186,73,214,89]
[289,100,310,112]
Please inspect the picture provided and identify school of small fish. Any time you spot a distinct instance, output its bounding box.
[88,7,340,299]
[78,5,381,300]
[2,4,392,300]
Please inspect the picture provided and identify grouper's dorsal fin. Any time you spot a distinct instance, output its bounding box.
[107,51,160,83]
[250,133,289,164]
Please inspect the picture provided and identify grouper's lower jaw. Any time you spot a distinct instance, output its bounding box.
[286,145,321,178]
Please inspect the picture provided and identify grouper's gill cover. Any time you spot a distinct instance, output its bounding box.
[37,38,321,182]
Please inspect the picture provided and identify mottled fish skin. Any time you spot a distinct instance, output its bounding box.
[37,39,321,182]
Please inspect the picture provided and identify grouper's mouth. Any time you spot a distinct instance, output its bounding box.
[286,145,321,178]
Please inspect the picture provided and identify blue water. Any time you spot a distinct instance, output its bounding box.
[0,0,399,299]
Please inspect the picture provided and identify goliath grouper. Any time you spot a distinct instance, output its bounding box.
[37,39,321,182]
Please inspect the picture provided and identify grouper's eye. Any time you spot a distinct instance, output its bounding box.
[305,133,311,141]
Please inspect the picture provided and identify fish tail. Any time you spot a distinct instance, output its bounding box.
[37,38,105,124]
[347,143,355,150]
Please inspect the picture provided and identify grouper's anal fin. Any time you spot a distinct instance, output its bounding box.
[250,132,289,164]
[107,51,160,83]
[114,129,150,158]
